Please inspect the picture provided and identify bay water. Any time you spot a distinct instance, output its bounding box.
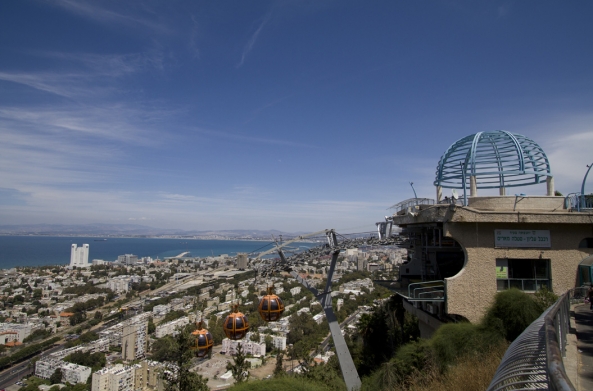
[0,236,315,269]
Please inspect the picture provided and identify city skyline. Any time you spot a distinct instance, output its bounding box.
[1,1,592,232]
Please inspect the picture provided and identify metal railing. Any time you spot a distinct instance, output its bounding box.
[388,198,435,213]
[486,289,577,391]
[407,280,445,302]
[565,192,593,212]
[497,278,551,292]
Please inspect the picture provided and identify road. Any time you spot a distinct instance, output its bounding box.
[0,344,63,390]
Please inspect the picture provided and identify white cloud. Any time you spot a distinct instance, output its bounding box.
[53,0,170,34]
[237,13,271,68]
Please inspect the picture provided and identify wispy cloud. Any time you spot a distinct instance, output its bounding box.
[237,13,271,68]
[53,0,170,34]
[188,15,200,60]
[191,126,317,148]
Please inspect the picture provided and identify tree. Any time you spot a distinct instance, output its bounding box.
[50,368,62,384]
[161,328,209,391]
[94,311,103,320]
[264,335,274,352]
[273,353,284,377]
[148,317,156,334]
[226,343,250,384]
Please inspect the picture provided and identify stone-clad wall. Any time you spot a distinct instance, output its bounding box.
[444,222,593,323]
[467,196,565,211]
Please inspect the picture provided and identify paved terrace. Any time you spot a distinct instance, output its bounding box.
[567,303,593,390]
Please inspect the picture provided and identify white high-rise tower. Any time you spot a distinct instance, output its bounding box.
[70,244,89,268]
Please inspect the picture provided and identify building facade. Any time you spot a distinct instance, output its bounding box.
[70,244,90,268]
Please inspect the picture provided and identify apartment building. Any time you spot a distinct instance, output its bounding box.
[122,320,148,361]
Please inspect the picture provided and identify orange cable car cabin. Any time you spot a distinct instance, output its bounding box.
[223,305,249,340]
[258,287,285,322]
[191,321,214,358]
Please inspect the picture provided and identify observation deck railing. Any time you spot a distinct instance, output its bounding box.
[486,288,584,391]
[407,280,445,302]
[565,193,593,212]
[389,198,435,214]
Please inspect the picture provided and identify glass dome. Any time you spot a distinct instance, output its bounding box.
[434,130,551,189]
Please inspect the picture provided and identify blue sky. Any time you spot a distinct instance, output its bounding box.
[0,1,592,232]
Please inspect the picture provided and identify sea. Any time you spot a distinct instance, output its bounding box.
[0,236,316,269]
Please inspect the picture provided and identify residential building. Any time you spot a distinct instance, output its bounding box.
[221,338,266,356]
[61,362,91,384]
[70,244,90,268]
[236,253,248,270]
[155,316,189,338]
[118,254,139,265]
[122,320,148,361]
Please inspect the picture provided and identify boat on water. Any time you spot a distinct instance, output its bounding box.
[94,239,108,241]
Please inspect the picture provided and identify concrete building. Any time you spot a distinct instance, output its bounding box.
[152,304,171,317]
[122,320,148,361]
[221,338,266,357]
[236,253,248,270]
[92,364,134,391]
[155,316,189,338]
[70,244,90,268]
[118,254,139,265]
[392,130,593,337]
[356,255,365,271]
[0,323,32,342]
[36,358,91,384]
[107,276,132,293]
[61,362,92,384]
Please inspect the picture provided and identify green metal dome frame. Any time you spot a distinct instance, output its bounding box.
[434,130,552,189]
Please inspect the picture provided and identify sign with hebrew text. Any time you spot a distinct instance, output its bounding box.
[495,229,551,248]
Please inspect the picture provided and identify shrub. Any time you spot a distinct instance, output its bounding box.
[533,286,558,312]
[228,376,334,391]
[481,288,542,342]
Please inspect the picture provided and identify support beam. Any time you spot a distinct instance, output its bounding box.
[547,176,555,196]
[470,176,477,197]
[291,250,361,391]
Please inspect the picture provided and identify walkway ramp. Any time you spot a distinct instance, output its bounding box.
[572,304,593,391]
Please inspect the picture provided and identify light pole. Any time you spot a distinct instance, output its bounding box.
[410,182,418,205]
[460,162,467,206]
[580,163,593,211]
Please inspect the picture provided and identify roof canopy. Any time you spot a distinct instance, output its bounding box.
[434,130,552,189]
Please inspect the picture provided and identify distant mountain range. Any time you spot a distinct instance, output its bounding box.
[0,223,301,238]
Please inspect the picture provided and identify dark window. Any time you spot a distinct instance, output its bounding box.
[270,299,278,310]
[579,238,593,248]
[496,258,550,292]
[235,318,243,329]
[262,299,269,310]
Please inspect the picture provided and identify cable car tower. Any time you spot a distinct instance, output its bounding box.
[252,229,362,391]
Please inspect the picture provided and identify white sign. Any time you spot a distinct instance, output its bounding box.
[495,229,551,248]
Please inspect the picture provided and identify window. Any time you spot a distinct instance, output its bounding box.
[496,258,550,291]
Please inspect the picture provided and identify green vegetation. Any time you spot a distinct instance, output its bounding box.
[228,376,337,391]
[226,343,250,383]
[65,331,99,348]
[161,327,209,391]
[162,310,187,323]
[64,351,106,371]
[23,329,52,343]
[0,336,60,370]
[358,288,551,391]
[50,368,62,384]
[17,376,50,391]
[481,288,543,342]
